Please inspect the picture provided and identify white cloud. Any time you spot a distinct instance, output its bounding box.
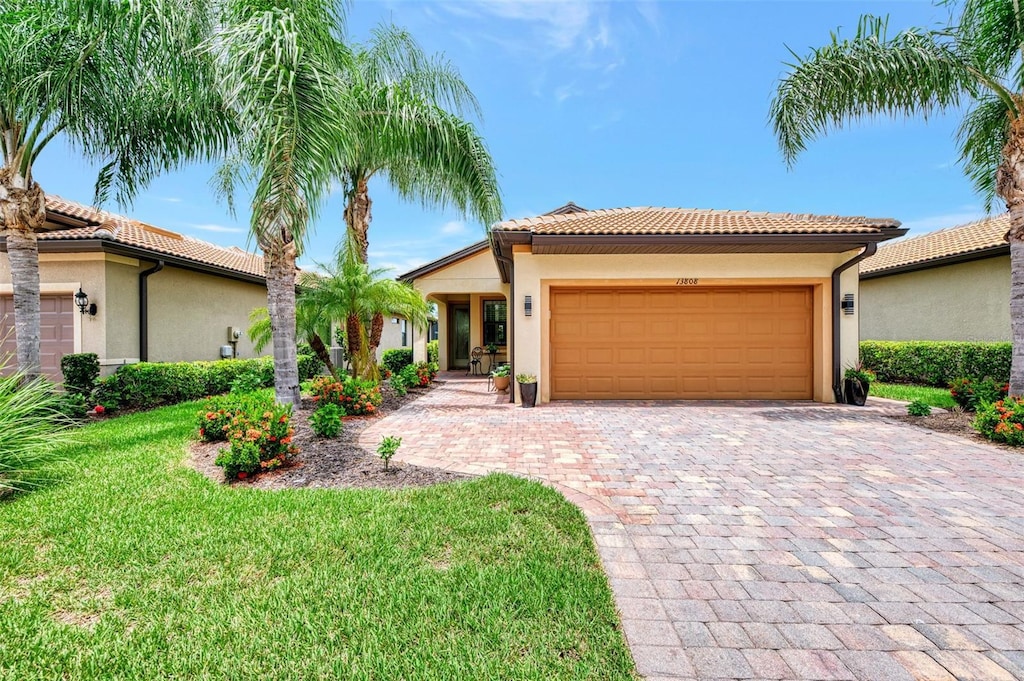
[438,0,612,55]
[554,82,584,103]
[440,220,468,235]
[899,209,991,235]
[154,196,182,203]
[190,223,245,234]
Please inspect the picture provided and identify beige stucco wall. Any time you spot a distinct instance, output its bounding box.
[145,264,266,362]
[0,251,111,362]
[376,316,407,361]
[859,256,1010,341]
[1,251,268,373]
[410,249,510,369]
[512,250,864,403]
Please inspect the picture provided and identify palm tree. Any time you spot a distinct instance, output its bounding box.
[770,4,1024,395]
[247,296,339,380]
[340,26,503,263]
[0,0,229,379]
[209,0,351,405]
[303,244,430,381]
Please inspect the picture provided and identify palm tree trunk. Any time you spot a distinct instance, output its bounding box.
[344,176,372,263]
[265,241,301,405]
[0,172,47,380]
[999,115,1024,396]
[308,332,338,380]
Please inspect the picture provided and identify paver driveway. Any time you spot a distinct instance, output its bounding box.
[361,374,1024,680]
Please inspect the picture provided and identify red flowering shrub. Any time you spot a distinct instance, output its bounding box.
[310,377,345,408]
[973,396,1024,446]
[949,376,1009,412]
[209,399,297,479]
[196,393,268,442]
[340,377,382,416]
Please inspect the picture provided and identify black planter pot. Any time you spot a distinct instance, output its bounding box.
[844,378,868,406]
[519,381,538,408]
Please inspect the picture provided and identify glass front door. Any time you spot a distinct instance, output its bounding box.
[449,305,470,369]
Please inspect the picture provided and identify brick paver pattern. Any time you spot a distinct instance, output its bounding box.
[361,374,1024,680]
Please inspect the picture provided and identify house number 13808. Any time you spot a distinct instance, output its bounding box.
[675,278,699,285]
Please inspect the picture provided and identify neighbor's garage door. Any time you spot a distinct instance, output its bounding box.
[550,287,813,400]
[0,294,76,381]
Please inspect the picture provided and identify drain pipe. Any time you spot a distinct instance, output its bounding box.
[493,248,515,404]
[830,243,876,402]
[139,260,165,362]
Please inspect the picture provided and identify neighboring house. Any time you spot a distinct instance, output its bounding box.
[401,203,905,403]
[859,215,1009,342]
[0,196,269,381]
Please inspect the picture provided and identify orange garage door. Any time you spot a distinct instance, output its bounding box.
[0,294,76,381]
[550,287,813,400]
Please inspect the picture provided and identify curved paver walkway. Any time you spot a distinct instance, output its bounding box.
[361,374,1024,680]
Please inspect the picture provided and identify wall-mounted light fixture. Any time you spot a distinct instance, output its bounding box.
[524,295,533,317]
[74,287,97,316]
[841,293,855,316]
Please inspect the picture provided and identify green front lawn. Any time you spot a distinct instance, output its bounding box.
[871,382,957,409]
[0,404,636,680]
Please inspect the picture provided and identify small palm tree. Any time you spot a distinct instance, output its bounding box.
[209,0,351,405]
[340,26,503,263]
[304,244,430,381]
[247,300,339,380]
[0,0,229,379]
[771,3,1024,394]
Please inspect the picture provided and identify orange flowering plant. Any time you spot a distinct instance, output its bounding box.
[973,396,1024,446]
[340,377,382,416]
[214,402,297,479]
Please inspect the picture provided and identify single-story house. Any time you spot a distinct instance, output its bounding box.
[0,196,271,380]
[401,202,906,403]
[859,215,1009,342]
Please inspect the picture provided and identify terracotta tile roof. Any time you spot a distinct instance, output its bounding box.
[40,195,266,280]
[860,214,1009,275]
[492,206,901,236]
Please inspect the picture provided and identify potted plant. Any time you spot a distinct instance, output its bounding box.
[485,342,499,355]
[843,364,875,406]
[516,372,538,408]
[491,364,511,392]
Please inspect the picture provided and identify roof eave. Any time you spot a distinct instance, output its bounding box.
[526,229,908,253]
[0,237,268,285]
[860,244,1008,279]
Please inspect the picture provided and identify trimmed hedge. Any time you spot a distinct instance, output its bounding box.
[860,341,1011,387]
[60,353,99,396]
[427,339,439,364]
[381,348,414,375]
[94,355,320,411]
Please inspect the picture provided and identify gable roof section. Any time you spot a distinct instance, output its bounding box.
[494,206,901,236]
[7,195,268,282]
[490,205,906,282]
[397,239,491,283]
[860,214,1009,278]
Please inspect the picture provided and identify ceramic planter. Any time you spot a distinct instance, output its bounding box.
[519,381,538,408]
[493,375,510,392]
[844,378,868,406]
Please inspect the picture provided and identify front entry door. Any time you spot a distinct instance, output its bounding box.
[449,304,470,369]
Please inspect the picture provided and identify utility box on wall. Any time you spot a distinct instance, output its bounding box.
[228,326,242,342]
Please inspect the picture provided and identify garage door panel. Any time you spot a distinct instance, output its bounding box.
[650,347,677,364]
[0,294,75,382]
[551,286,814,400]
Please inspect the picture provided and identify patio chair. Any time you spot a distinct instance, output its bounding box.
[468,346,483,375]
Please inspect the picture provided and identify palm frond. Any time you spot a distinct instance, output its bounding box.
[958,93,1013,209]
[771,14,974,166]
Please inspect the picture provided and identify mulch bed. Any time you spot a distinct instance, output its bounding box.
[187,380,473,490]
[888,409,1022,453]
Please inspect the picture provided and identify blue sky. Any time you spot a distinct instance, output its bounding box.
[35,1,982,274]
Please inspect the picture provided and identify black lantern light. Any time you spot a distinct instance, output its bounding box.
[74,287,97,316]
